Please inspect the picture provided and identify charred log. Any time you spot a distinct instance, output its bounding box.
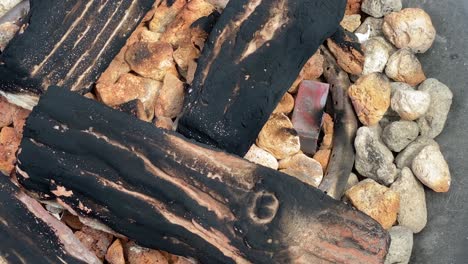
[0,176,100,264]
[17,87,389,264]
[0,0,155,109]
[178,0,347,156]
[318,46,358,199]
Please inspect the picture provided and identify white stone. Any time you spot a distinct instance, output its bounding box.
[361,0,402,18]
[417,78,453,138]
[354,126,397,185]
[362,37,395,74]
[391,168,427,233]
[391,88,431,121]
[244,144,279,170]
[382,121,419,152]
[412,145,451,193]
[384,226,413,264]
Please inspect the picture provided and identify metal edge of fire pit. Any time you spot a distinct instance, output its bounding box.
[404,0,468,263]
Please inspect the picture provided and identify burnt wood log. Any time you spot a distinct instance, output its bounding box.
[0,0,155,109]
[318,46,358,199]
[0,176,100,264]
[17,87,389,264]
[178,0,347,156]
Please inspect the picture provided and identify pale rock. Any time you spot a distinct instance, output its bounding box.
[278,153,323,187]
[383,8,436,53]
[256,113,301,159]
[355,126,398,185]
[395,136,438,169]
[417,78,453,138]
[0,126,21,175]
[355,17,384,39]
[391,88,431,121]
[138,28,162,43]
[126,241,168,264]
[289,52,324,93]
[384,226,413,264]
[97,50,131,85]
[362,37,395,74]
[385,49,426,86]
[0,22,19,51]
[155,73,185,119]
[105,239,125,264]
[125,41,177,81]
[361,0,402,18]
[273,93,295,114]
[391,168,427,233]
[412,145,451,192]
[345,179,400,229]
[0,95,18,127]
[74,226,113,260]
[340,14,362,32]
[0,0,21,17]
[382,121,419,152]
[173,44,201,77]
[348,73,391,125]
[96,73,161,119]
[244,144,279,170]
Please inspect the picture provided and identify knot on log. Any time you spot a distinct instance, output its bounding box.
[248,191,279,224]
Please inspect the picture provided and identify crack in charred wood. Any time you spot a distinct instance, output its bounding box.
[83,128,236,221]
[240,0,289,60]
[82,169,249,264]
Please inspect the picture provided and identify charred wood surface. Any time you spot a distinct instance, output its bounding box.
[178,0,347,156]
[0,176,100,264]
[318,46,358,200]
[0,0,155,108]
[17,87,389,264]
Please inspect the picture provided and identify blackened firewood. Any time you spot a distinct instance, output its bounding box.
[178,0,347,156]
[17,87,389,264]
[0,0,155,109]
[0,176,100,264]
[318,46,358,199]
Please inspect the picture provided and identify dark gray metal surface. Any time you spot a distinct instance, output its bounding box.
[404,1,468,263]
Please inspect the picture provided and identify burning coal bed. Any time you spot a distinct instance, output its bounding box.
[0,0,453,263]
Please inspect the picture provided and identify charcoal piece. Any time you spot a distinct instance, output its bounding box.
[317,46,358,199]
[0,0,155,109]
[0,176,100,264]
[178,0,347,156]
[17,87,389,264]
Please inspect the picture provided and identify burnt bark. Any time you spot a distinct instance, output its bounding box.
[318,46,358,199]
[17,87,389,264]
[178,0,347,156]
[0,176,100,264]
[0,0,155,109]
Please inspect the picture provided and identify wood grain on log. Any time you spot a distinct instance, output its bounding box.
[0,176,100,264]
[0,0,155,109]
[178,0,347,156]
[318,46,358,200]
[17,87,389,264]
